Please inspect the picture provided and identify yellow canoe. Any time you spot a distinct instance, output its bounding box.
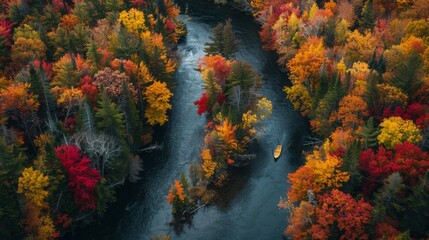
[274,145,282,159]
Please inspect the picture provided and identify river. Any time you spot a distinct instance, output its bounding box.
[70,1,307,239]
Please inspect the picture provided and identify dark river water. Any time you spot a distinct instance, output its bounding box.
[69,1,307,239]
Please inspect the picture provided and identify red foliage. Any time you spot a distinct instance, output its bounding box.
[375,222,400,240]
[359,142,429,192]
[164,19,176,33]
[64,116,76,133]
[79,76,98,104]
[0,19,14,46]
[217,93,225,105]
[52,0,71,12]
[54,145,101,211]
[130,0,147,8]
[194,92,210,115]
[382,103,429,129]
[310,190,372,240]
[258,2,300,50]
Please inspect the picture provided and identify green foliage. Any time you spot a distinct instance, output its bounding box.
[341,141,363,194]
[120,81,142,151]
[0,138,26,238]
[358,0,375,31]
[96,92,126,141]
[390,51,424,97]
[96,179,116,215]
[204,19,240,59]
[358,117,380,149]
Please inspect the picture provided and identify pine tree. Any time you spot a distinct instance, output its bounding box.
[359,0,376,31]
[391,51,423,97]
[364,73,380,112]
[368,49,377,70]
[120,81,142,150]
[96,92,126,142]
[0,138,26,237]
[86,41,102,74]
[376,52,386,74]
[204,19,240,59]
[358,117,380,149]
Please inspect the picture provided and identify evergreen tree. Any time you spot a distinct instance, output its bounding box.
[376,52,386,74]
[323,18,336,48]
[359,0,376,31]
[341,141,363,194]
[96,92,126,142]
[0,138,26,238]
[120,81,142,151]
[86,41,103,74]
[204,19,240,59]
[363,73,380,112]
[358,117,380,149]
[368,49,377,70]
[391,51,423,97]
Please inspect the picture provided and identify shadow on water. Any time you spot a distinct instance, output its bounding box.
[66,1,309,239]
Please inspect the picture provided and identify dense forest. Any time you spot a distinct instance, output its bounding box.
[244,0,429,239]
[0,0,184,239]
[1,0,428,239]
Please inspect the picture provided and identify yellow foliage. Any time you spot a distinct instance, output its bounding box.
[284,84,312,117]
[256,97,272,121]
[143,81,173,126]
[345,30,377,64]
[138,61,156,84]
[17,168,49,207]
[119,8,147,34]
[56,87,84,107]
[250,0,265,15]
[378,116,422,149]
[38,215,56,240]
[241,111,257,135]
[377,83,408,107]
[201,149,217,179]
[306,150,350,189]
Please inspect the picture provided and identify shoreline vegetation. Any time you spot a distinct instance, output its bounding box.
[166,17,273,225]
[0,0,185,239]
[230,0,429,238]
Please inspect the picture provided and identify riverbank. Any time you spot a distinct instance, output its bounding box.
[66,1,307,239]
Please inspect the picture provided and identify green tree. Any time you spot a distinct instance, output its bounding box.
[0,138,25,238]
[359,0,375,31]
[96,92,126,141]
[358,117,380,149]
[204,19,240,59]
[390,51,424,97]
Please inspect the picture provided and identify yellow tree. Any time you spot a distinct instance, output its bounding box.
[11,24,46,67]
[17,168,56,240]
[118,8,147,35]
[215,119,239,154]
[288,148,350,202]
[17,167,49,207]
[345,30,377,64]
[143,81,173,126]
[201,148,217,179]
[378,116,422,149]
[284,84,313,117]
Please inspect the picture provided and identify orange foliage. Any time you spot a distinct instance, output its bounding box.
[331,95,368,129]
[215,119,238,151]
[0,83,39,118]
